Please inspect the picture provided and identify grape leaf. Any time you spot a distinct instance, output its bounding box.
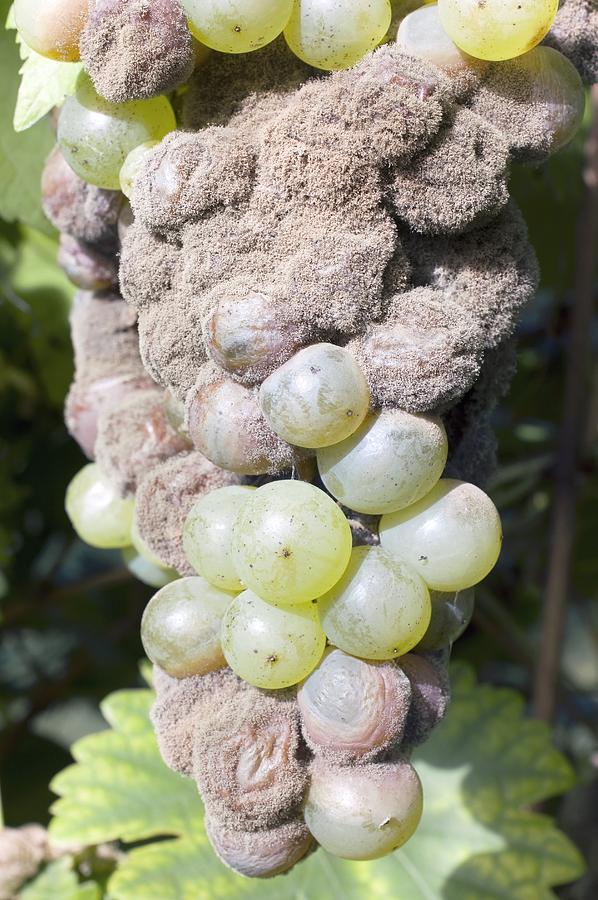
[49,664,585,899]
[13,51,82,134]
[0,1,54,231]
[5,2,82,133]
[20,858,100,900]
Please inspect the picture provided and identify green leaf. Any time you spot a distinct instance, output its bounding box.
[13,52,82,133]
[6,0,81,133]
[49,664,585,900]
[0,0,55,231]
[20,858,100,900]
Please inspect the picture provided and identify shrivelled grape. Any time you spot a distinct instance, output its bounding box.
[181,0,294,53]
[380,479,502,591]
[187,378,293,475]
[304,759,423,859]
[221,590,326,689]
[65,463,134,549]
[317,409,448,515]
[231,480,352,605]
[141,576,234,678]
[284,0,392,71]
[297,648,412,760]
[205,816,313,878]
[57,234,118,291]
[438,0,559,61]
[259,343,370,449]
[183,485,257,591]
[58,73,176,190]
[415,588,474,651]
[206,292,309,384]
[318,546,431,659]
[14,0,89,61]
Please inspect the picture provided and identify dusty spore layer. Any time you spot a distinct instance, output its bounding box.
[80,0,194,102]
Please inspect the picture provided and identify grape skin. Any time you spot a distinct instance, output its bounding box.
[65,463,134,549]
[119,142,160,198]
[58,73,176,190]
[231,480,353,606]
[317,409,448,515]
[304,759,423,859]
[141,576,235,678]
[438,0,559,62]
[380,478,502,591]
[415,588,475,651]
[14,0,89,61]
[259,344,370,450]
[284,0,392,71]
[318,546,431,659]
[221,589,326,689]
[181,0,294,54]
[183,485,257,591]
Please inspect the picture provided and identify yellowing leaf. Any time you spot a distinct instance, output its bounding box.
[49,664,585,900]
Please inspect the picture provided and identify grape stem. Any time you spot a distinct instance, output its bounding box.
[532,85,598,724]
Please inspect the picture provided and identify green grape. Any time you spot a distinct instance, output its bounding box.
[415,588,474,651]
[119,141,160,198]
[181,0,293,53]
[14,0,88,62]
[231,480,352,605]
[380,479,502,591]
[65,463,134,549]
[122,546,177,589]
[397,4,474,72]
[318,546,430,659]
[438,0,559,62]
[317,409,447,515]
[259,344,370,449]
[284,0,392,71]
[183,485,257,591]
[58,73,176,189]
[304,759,423,859]
[221,589,326,688]
[141,576,234,678]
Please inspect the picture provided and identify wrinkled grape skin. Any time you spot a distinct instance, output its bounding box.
[259,344,370,449]
[415,588,474,651]
[297,648,411,760]
[65,374,153,459]
[232,480,353,606]
[318,546,431,659]
[58,73,176,190]
[380,479,502,592]
[317,409,447,515]
[221,589,326,689]
[14,0,89,61]
[141,576,234,678]
[284,0,392,71]
[304,759,423,860]
[206,292,309,384]
[183,485,257,591]
[438,0,559,62]
[187,379,292,475]
[65,463,134,549]
[58,234,118,291]
[182,0,294,54]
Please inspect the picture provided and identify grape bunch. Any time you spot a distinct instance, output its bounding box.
[20,0,596,880]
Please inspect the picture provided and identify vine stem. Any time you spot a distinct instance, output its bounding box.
[532,86,598,723]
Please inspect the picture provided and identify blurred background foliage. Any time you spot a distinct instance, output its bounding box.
[0,0,597,895]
